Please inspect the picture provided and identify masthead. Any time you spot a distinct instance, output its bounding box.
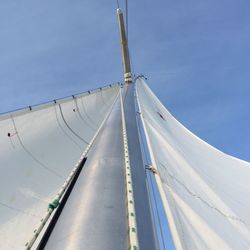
[117,8,132,84]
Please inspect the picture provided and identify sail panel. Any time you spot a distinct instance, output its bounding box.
[44,91,128,250]
[0,85,119,249]
[136,78,250,249]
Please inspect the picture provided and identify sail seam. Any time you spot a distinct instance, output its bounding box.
[159,162,246,225]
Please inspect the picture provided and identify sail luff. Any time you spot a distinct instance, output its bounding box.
[24,89,120,249]
[135,78,183,250]
[136,78,250,250]
[0,84,120,249]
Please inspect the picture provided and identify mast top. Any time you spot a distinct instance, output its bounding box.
[117,8,132,84]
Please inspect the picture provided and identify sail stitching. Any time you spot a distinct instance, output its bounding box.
[11,116,65,179]
[160,163,246,225]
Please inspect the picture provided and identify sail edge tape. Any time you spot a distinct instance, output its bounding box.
[36,157,87,250]
[134,78,183,250]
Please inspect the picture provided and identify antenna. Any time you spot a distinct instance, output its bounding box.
[117,8,132,84]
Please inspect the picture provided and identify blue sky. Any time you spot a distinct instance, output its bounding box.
[0,0,249,162]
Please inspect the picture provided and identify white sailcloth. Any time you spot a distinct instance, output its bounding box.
[136,78,250,250]
[0,84,119,249]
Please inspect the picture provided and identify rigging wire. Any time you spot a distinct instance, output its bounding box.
[135,106,166,249]
[58,104,90,145]
[73,98,96,132]
[140,137,166,249]
[125,0,132,75]
[124,0,136,75]
[80,96,98,129]
[138,124,162,249]
[130,50,136,76]
[125,0,128,40]
[149,172,167,250]
[10,115,65,180]
[116,0,120,8]
[54,104,82,150]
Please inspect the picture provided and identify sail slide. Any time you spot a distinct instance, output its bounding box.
[136,78,250,250]
[0,84,119,249]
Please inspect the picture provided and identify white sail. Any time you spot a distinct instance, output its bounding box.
[1,77,249,249]
[0,84,119,249]
[136,78,250,249]
[31,83,155,250]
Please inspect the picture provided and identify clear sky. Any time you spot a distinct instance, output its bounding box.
[0,0,249,163]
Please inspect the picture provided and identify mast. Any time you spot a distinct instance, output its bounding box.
[117,8,158,250]
[117,8,132,84]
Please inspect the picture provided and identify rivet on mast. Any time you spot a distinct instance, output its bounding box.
[117,8,132,84]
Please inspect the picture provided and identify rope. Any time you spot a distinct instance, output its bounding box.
[80,97,98,129]
[125,0,135,77]
[125,0,128,40]
[58,104,90,145]
[134,85,167,249]
[73,98,96,132]
[149,172,167,250]
[116,0,120,8]
[54,104,82,150]
[135,113,167,249]
[11,116,65,179]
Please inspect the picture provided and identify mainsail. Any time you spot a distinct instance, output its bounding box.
[0,78,249,249]
[0,84,120,249]
[1,5,249,250]
[136,78,250,249]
